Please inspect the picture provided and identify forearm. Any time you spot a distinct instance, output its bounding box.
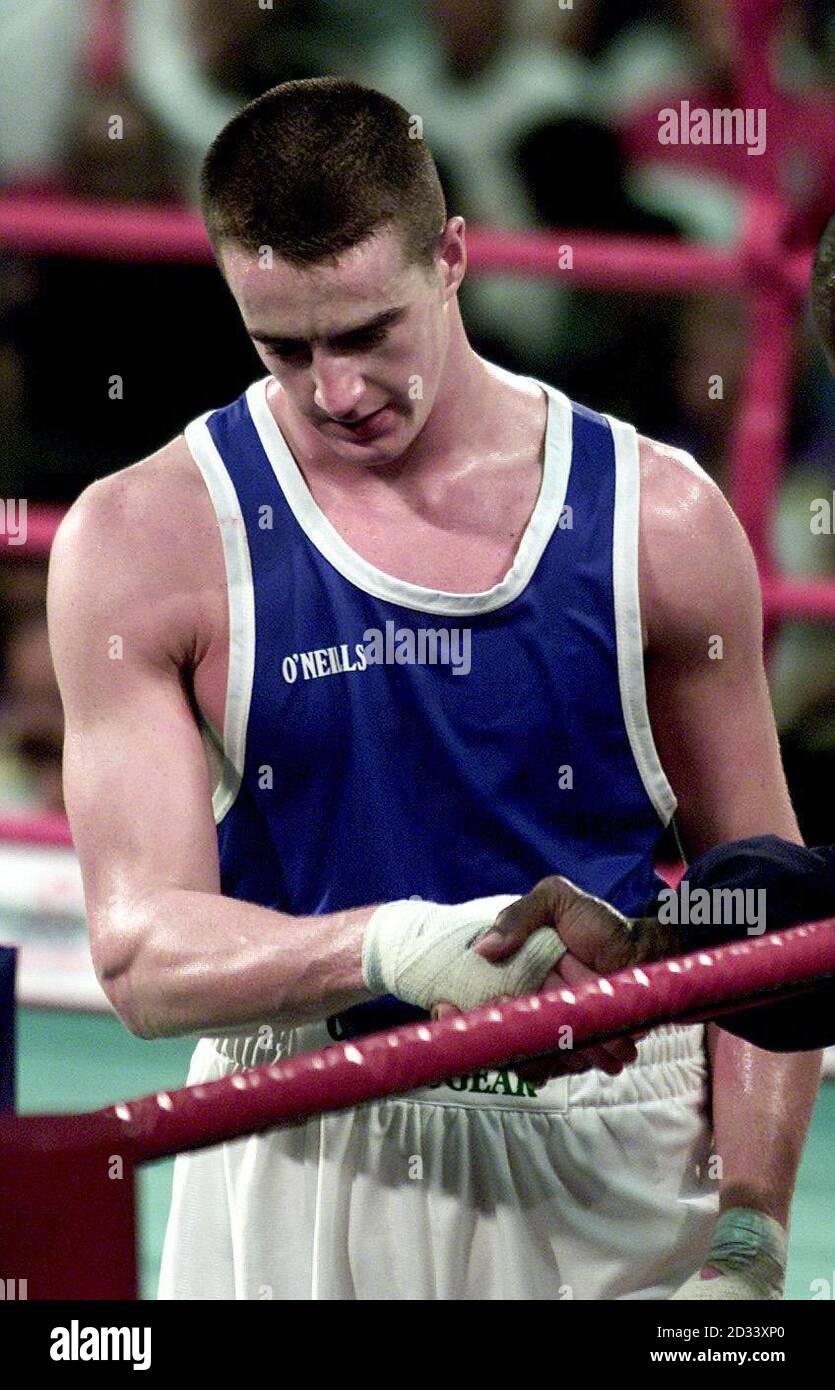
[708,1024,822,1226]
[104,888,377,1040]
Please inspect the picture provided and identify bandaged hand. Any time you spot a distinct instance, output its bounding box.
[362,895,566,1013]
[429,875,649,1078]
[669,1208,787,1300]
[432,949,641,1079]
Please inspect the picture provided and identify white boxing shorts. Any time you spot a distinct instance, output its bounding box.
[158,1020,718,1300]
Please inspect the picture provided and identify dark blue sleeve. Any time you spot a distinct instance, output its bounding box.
[659,836,835,1050]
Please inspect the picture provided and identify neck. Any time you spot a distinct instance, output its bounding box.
[396,319,496,477]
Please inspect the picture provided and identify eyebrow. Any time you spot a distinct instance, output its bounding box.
[249,306,407,350]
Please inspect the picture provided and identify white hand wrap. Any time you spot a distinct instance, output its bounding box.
[362,895,566,1013]
[669,1208,787,1301]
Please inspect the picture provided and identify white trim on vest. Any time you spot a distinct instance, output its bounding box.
[184,412,255,825]
[607,412,678,827]
[246,374,572,617]
[184,377,678,832]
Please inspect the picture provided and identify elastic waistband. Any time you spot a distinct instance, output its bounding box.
[203,1019,707,1112]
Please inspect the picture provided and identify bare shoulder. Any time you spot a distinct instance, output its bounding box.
[48,434,222,670]
[53,432,214,559]
[636,434,762,654]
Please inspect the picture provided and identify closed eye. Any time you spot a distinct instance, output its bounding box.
[257,325,392,361]
[332,327,388,351]
[263,341,311,363]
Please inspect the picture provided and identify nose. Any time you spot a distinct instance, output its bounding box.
[311,353,365,419]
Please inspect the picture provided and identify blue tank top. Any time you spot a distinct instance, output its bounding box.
[185,375,678,1027]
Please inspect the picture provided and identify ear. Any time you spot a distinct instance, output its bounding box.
[437,216,467,300]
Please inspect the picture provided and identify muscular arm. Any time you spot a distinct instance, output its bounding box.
[641,439,821,1230]
[48,462,375,1041]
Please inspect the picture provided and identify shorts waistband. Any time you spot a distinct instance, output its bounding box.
[202,1018,707,1112]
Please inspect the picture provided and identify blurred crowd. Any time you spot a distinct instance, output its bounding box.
[0,0,833,846]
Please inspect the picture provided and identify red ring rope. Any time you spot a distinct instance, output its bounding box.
[1,919,833,1298]
[105,918,835,1164]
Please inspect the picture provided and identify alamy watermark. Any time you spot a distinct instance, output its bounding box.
[0,498,27,545]
[50,1321,151,1369]
[658,101,766,157]
[657,880,767,936]
[810,492,835,533]
[282,621,471,683]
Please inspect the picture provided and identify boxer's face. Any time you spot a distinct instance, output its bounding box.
[221,219,465,466]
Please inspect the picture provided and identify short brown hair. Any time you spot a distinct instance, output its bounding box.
[812,210,835,372]
[201,77,447,271]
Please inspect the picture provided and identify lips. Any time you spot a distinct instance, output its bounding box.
[330,406,385,428]
[326,405,391,440]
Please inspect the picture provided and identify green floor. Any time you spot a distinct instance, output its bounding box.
[14,1007,835,1300]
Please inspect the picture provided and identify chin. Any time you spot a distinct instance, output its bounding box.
[335,422,413,463]
[344,441,403,466]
